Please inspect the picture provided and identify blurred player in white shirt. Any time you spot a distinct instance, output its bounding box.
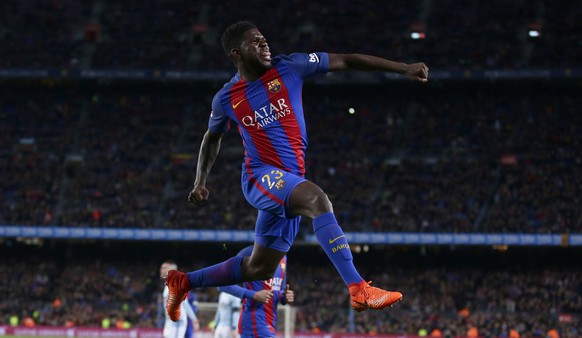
[213,291,241,338]
[160,261,199,338]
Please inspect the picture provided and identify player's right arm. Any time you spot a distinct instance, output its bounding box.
[189,92,230,206]
[189,130,223,205]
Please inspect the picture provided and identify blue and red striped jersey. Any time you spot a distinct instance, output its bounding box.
[208,53,329,176]
[238,256,288,337]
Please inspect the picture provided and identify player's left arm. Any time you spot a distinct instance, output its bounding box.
[328,53,429,82]
[280,262,293,305]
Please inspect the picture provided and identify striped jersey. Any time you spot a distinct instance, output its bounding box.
[238,256,288,337]
[208,52,329,176]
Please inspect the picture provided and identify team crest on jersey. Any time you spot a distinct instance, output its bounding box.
[267,78,282,93]
[275,179,286,190]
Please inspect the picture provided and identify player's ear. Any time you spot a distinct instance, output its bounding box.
[230,48,242,60]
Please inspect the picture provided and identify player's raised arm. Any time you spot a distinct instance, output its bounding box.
[327,53,429,82]
[189,129,223,205]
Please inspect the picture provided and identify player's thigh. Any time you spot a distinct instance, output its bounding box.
[242,166,305,218]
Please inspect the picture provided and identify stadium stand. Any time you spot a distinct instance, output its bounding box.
[1,81,580,234]
[0,0,580,70]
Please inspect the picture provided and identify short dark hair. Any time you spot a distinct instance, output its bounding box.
[221,21,257,57]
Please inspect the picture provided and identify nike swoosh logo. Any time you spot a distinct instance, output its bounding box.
[329,235,345,244]
[232,99,244,109]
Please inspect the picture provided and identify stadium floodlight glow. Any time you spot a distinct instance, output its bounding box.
[348,107,355,114]
[410,32,426,40]
[528,29,540,38]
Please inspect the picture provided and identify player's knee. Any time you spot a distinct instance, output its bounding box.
[290,181,334,218]
[308,191,333,215]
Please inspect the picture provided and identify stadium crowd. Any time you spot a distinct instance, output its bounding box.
[0,245,580,337]
[0,0,580,71]
[1,81,580,233]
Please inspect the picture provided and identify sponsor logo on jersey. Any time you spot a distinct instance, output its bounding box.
[265,277,284,291]
[240,98,292,129]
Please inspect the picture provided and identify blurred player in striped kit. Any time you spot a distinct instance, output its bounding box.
[218,246,293,338]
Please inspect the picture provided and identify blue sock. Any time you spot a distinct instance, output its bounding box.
[186,256,244,288]
[313,212,363,286]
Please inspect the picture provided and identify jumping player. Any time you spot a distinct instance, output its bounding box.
[218,246,293,338]
[165,20,429,321]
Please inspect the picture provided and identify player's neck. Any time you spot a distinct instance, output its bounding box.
[238,65,268,82]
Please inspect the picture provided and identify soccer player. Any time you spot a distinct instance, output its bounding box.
[217,246,293,338]
[213,291,242,338]
[165,20,429,320]
[160,261,199,338]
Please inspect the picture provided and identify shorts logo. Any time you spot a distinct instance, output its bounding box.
[308,53,319,63]
[267,78,282,93]
[275,179,286,190]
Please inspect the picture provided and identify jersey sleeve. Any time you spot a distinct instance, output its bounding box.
[208,91,230,134]
[284,52,329,79]
[218,285,256,300]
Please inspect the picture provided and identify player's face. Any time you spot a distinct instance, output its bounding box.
[159,262,177,279]
[239,29,272,71]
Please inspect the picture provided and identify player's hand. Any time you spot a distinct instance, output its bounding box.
[283,284,294,304]
[188,185,209,206]
[404,62,429,82]
[253,290,274,304]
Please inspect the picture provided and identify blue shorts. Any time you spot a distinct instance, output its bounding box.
[241,165,305,252]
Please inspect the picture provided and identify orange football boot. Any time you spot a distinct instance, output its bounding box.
[164,270,191,321]
[349,281,403,312]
